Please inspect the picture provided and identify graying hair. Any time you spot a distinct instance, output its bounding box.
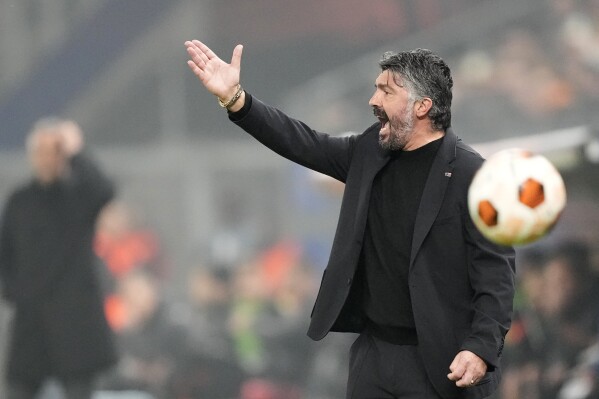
[379,49,453,131]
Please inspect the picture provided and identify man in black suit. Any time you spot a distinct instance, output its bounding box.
[185,40,515,399]
[0,119,117,399]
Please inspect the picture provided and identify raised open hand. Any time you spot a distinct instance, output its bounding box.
[185,40,243,103]
[59,120,84,157]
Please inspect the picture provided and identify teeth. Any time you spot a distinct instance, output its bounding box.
[380,121,390,135]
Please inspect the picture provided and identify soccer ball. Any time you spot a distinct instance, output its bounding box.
[467,148,567,246]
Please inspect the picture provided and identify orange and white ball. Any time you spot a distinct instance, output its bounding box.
[468,148,567,246]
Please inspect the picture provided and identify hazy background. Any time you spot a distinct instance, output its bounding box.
[1,1,599,398]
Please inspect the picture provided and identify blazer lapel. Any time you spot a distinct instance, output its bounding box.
[410,129,457,267]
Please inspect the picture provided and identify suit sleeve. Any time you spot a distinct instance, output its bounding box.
[460,197,516,370]
[69,153,116,220]
[229,94,356,183]
[0,196,16,302]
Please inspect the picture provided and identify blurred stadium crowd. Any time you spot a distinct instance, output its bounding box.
[1,0,599,399]
[451,0,599,143]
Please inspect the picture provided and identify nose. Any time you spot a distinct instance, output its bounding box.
[369,91,380,107]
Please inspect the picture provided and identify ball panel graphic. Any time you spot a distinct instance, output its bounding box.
[519,178,544,208]
[478,200,498,227]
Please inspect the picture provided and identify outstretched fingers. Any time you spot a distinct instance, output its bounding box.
[186,59,204,79]
[185,42,206,68]
[192,40,218,60]
[184,39,244,99]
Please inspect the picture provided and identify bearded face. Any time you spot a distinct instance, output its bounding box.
[373,97,416,151]
[369,70,419,151]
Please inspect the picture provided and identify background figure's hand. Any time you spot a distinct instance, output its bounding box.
[447,350,488,388]
[185,40,243,102]
[60,120,84,157]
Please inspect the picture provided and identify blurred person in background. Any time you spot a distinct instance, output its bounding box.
[94,200,166,332]
[98,269,187,399]
[184,260,235,362]
[500,247,548,399]
[95,201,165,281]
[175,261,244,399]
[500,240,599,399]
[185,40,516,399]
[555,0,599,123]
[0,118,117,399]
[232,241,316,399]
[537,241,599,398]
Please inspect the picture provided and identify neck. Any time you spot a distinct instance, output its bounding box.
[403,128,445,151]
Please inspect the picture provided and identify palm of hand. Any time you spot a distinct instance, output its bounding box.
[202,58,238,97]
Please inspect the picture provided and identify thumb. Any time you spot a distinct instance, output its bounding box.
[447,354,462,381]
[231,44,243,70]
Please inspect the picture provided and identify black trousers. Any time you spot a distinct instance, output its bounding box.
[346,334,443,399]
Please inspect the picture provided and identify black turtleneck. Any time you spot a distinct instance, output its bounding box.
[361,136,443,345]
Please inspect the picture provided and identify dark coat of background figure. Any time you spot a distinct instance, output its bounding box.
[230,95,516,399]
[0,154,117,383]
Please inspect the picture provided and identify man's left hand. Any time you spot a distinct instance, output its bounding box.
[447,350,487,388]
[60,120,84,157]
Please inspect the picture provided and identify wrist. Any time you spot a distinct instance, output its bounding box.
[217,84,244,110]
[218,85,240,103]
[226,90,246,113]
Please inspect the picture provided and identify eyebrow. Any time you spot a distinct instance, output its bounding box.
[375,82,393,90]
[375,82,405,95]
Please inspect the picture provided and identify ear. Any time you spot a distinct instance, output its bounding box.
[415,98,433,118]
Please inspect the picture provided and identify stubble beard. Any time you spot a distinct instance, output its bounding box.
[378,103,415,151]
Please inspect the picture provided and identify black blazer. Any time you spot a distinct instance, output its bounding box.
[231,95,516,399]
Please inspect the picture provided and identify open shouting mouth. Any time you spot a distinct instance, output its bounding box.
[373,107,390,139]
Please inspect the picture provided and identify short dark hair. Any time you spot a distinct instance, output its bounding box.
[379,49,453,131]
